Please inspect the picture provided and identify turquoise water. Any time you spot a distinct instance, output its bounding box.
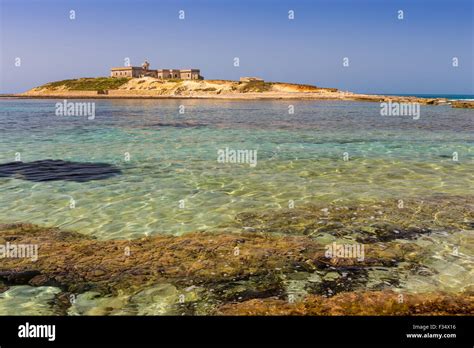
[0,98,473,314]
[0,99,473,239]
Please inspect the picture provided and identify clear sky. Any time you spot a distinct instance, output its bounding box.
[0,0,472,94]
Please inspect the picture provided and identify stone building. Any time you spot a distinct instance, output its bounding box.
[110,60,202,80]
[110,66,145,78]
[179,69,201,80]
[157,69,180,79]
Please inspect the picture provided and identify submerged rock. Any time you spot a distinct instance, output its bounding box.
[216,291,474,315]
[130,283,181,315]
[213,274,283,302]
[355,223,431,243]
[0,222,471,315]
[67,291,131,316]
[323,272,340,281]
[0,223,425,296]
[0,159,121,182]
[232,196,474,243]
[307,268,371,297]
[307,273,322,283]
[0,285,61,315]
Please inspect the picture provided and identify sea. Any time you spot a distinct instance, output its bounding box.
[0,98,472,314]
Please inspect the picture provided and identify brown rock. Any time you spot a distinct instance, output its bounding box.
[0,223,424,295]
[216,291,474,315]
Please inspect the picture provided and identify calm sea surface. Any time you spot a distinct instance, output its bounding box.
[0,98,473,314]
[0,99,473,239]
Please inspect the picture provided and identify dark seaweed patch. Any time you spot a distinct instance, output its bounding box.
[0,160,121,182]
[0,270,41,285]
[355,223,431,243]
[211,274,284,302]
[306,268,369,297]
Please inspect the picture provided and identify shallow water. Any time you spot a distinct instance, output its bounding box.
[0,99,472,315]
[0,286,61,315]
[0,99,472,238]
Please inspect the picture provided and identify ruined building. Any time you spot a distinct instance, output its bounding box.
[110,60,202,80]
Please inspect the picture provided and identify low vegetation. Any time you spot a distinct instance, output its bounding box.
[42,77,131,91]
[32,77,333,96]
[238,80,273,93]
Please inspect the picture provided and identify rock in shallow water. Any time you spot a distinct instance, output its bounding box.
[323,272,340,281]
[66,284,206,316]
[0,285,61,315]
[216,291,474,315]
[130,283,181,315]
[0,223,426,296]
[67,291,130,316]
[231,196,474,243]
[0,160,121,182]
[0,222,470,315]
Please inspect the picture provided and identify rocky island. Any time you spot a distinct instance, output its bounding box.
[4,76,471,109]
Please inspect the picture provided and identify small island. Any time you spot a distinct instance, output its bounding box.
[5,60,473,108]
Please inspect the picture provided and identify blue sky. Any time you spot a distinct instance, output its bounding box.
[0,0,472,94]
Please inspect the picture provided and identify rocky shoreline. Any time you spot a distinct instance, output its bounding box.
[3,92,470,109]
[217,291,473,315]
[1,195,472,315]
[452,100,474,109]
[0,223,424,294]
[2,77,473,108]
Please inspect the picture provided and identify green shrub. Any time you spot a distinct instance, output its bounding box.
[43,77,130,91]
